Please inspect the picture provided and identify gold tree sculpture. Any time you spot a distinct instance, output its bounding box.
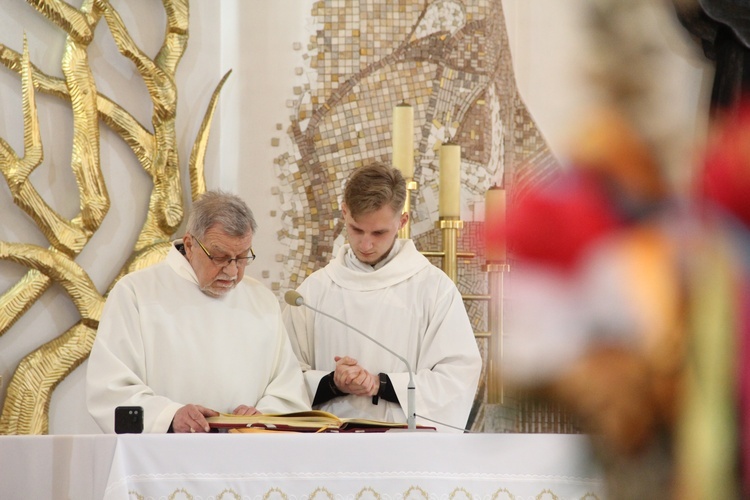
[0,0,228,434]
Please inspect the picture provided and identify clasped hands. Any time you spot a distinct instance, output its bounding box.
[333,355,379,397]
[172,403,261,433]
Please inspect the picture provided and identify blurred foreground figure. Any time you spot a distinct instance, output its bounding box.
[497,102,750,499]
[490,0,750,496]
[673,0,750,114]
[689,99,750,500]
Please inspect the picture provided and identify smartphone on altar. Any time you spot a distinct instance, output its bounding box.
[115,406,143,434]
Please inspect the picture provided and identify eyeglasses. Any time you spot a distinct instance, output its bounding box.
[193,236,255,268]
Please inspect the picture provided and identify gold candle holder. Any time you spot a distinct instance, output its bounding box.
[436,218,463,283]
[398,180,418,240]
[484,261,509,404]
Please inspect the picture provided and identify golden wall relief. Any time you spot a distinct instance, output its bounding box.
[0,0,225,434]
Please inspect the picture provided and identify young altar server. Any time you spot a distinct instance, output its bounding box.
[87,191,310,433]
[283,163,482,432]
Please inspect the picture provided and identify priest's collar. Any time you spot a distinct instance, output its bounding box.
[345,239,403,272]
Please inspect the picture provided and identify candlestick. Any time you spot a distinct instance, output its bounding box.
[485,262,505,404]
[485,183,506,262]
[392,103,414,180]
[397,180,418,240]
[437,219,463,283]
[439,141,461,218]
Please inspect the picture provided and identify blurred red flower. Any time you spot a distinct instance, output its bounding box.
[496,173,622,271]
[698,100,750,228]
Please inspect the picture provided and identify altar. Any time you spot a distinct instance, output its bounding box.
[0,432,603,499]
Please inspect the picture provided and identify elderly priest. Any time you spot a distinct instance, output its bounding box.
[86,191,310,433]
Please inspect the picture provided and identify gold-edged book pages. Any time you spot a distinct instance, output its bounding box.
[207,410,434,433]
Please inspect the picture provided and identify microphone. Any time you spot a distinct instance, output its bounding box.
[285,290,304,307]
[284,290,417,431]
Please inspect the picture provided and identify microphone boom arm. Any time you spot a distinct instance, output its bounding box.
[287,291,416,430]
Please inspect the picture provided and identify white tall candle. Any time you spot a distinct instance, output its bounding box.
[439,142,461,218]
[392,103,414,179]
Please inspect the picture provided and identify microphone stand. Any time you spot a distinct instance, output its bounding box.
[288,293,417,430]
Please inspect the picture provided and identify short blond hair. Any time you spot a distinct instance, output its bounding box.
[343,163,406,218]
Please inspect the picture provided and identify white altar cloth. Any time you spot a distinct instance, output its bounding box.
[0,432,603,499]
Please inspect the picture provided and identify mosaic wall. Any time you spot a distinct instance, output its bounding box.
[272,0,557,290]
[267,1,561,430]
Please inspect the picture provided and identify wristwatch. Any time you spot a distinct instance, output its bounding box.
[372,372,388,405]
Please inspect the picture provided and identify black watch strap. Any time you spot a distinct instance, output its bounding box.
[371,372,388,405]
[371,372,401,405]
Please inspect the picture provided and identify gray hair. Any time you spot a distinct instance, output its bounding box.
[186,190,257,239]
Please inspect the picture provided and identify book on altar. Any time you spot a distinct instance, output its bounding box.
[206,410,435,432]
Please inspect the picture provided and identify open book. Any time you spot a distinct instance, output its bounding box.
[206,410,435,432]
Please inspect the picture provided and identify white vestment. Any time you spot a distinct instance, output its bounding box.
[87,243,310,433]
[283,239,482,432]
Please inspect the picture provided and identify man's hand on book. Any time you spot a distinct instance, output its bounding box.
[173,404,219,433]
[333,356,378,397]
[232,405,261,416]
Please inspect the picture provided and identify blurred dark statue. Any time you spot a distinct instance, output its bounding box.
[673,0,750,114]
